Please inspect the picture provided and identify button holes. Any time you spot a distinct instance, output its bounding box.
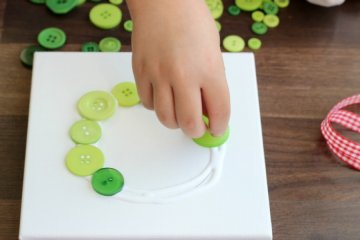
[99,103,104,106]
[86,160,90,164]
[93,102,98,105]
[81,155,85,159]
[92,107,95,110]
[82,126,86,129]
[86,155,90,159]
[122,91,125,93]
[97,107,102,110]
[126,88,129,91]
[108,178,113,182]
[125,94,128,96]
[85,132,89,135]
[129,92,132,94]
[81,161,84,163]
[102,181,107,185]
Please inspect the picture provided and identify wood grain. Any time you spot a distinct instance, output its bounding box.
[1,0,360,239]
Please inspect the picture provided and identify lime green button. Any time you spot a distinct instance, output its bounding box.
[112,82,140,107]
[89,3,122,29]
[46,0,77,14]
[205,0,224,19]
[215,20,221,32]
[263,1,278,14]
[274,0,289,8]
[70,120,102,144]
[109,0,123,5]
[30,0,45,4]
[235,0,262,11]
[38,27,66,49]
[66,145,105,177]
[193,116,230,148]
[77,0,86,6]
[20,45,47,68]
[251,22,268,35]
[228,5,240,16]
[223,35,245,52]
[82,42,100,52]
[252,11,264,22]
[248,38,262,50]
[264,14,279,28]
[92,168,124,196]
[260,0,271,9]
[124,20,133,32]
[99,37,121,52]
[78,91,117,121]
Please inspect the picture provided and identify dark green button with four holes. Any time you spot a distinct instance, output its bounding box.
[38,27,66,49]
[251,22,268,35]
[46,0,78,14]
[263,1,279,15]
[20,45,47,68]
[82,42,100,52]
[92,168,125,196]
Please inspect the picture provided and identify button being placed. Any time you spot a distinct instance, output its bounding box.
[92,168,125,196]
[89,3,122,29]
[66,145,105,177]
[78,91,117,121]
[20,45,47,68]
[223,35,245,52]
[99,37,121,52]
[70,120,102,144]
[82,42,100,52]
[193,116,230,148]
[38,27,66,49]
[112,82,140,107]
[46,0,78,14]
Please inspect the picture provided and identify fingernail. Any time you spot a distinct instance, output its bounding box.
[212,132,224,137]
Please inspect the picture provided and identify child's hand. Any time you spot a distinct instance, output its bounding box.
[127,0,230,138]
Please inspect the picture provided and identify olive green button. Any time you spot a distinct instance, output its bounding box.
[82,42,100,52]
[223,35,245,52]
[264,14,279,28]
[251,22,268,35]
[205,0,224,19]
[77,0,86,6]
[89,3,122,29]
[46,0,77,14]
[263,1,278,15]
[92,168,124,196]
[252,11,264,22]
[193,116,230,148]
[248,38,262,50]
[99,37,121,52]
[124,20,133,32]
[29,0,45,4]
[235,0,262,11]
[274,0,289,8]
[215,20,221,32]
[66,145,105,177]
[20,45,47,68]
[78,91,117,121]
[38,27,66,49]
[109,0,123,5]
[112,82,140,107]
[70,120,102,144]
[228,5,240,16]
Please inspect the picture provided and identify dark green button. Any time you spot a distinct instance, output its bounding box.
[263,1,279,15]
[20,45,47,68]
[38,27,66,49]
[45,0,77,14]
[251,22,268,35]
[29,0,45,4]
[92,168,125,196]
[228,5,240,16]
[82,42,100,52]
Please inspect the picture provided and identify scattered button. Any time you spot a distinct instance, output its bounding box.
[20,45,47,68]
[264,14,279,28]
[260,0,271,9]
[109,0,123,5]
[252,10,264,22]
[89,3,122,29]
[66,145,105,177]
[46,0,77,14]
[29,0,45,4]
[215,20,221,32]
[77,0,86,6]
[248,38,262,50]
[123,20,133,32]
[228,5,240,16]
[263,1,279,15]
[99,37,121,52]
[38,27,66,49]
[251,22,268,35]
[223,35,245,52]
[70,120,102,144]
[235,0,262,11]
[205,0,224,19]
[274,0,289,8]
[92,168,124,196]
[82,42,100,52]
[193,116,230,148]
[112,82,140,107]
[78,91,117,121]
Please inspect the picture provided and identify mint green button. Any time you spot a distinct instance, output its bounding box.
[252,11,264,22]
[99,37,121,52]
[251,22,268,35]
[193,116,230,148]
[235,0,262,11]
[70,120,102,144]
[205,0,224,19]
[223,35,245,52]
[78,91,117,121]
[112,82,140,107]
[215,20,221,32]
[263,1,278,14]
[89,3,122,29]
[228,5,240,16]
[124,20,133,32]
[264,14,279,28]
[20,45,47,68]
[82,42,100,52]
[274,0,289,8]
[46,0,77,14]
[109,0,123,5]
[92,168,124,196]
[38,27,66,49]
[248,38,262,50]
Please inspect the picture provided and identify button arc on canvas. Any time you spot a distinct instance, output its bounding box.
[78,91,117,121]
[92,168,125,196]
[112,82,140,107]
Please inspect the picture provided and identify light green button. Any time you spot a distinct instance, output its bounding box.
[89,3,122,29]
[124,20,133,32]
[109,0,123,5]
[70,120,102,144]
[215,20,221,32]
[264,14,279,28]
[248,38,262,50]
[99,37,121,52]
[252,11,264,22]
[251,22,268,35]
[92,168,124,196]
[38,27,66,49]
[263,1,278,15]
[66,145,105,177]
[112,82,140,107]
[46,0,77,14]
[78,91,117,121]
[20,45,47,68]
[223,35,245,52]
[235,0,262,11]
[205,0,224,19]
[77,0,86,6]
[193,116,230,148]
[274,0,289,8]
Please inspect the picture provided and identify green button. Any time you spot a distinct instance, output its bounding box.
[274,0,289,8]
[263,1,278,15]
[193,116,230,148]
[264,14,279,28]
[112,82,140,107]
[251,22,268,35]
[77,0,86,6]
[66,145,105,177]
[215,20,221,32]
[29,0,45,4]
[109,0,123,5]
[90,0,101,1]
[20,45,47,68]
[78,91,117,121]
[45,0,77,14]
[252,11,264,22]
[223,35,245,52]
[82,42,100,52]
[123,20,133,32]
[235,0,262,11]
[99,37,121,52]
[260,0,271,9]
[89,3,122,29]
[205,0,224,19]
[248,38,262,50]
[228,5,240,16]
[70,120,102,144]
[92,168,124,196]
[38,27,66,49]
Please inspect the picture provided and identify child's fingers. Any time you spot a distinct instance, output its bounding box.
[133,76,154,110]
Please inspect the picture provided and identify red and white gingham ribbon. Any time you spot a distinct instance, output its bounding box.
[321,94,360,170]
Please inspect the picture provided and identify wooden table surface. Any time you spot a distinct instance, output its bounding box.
[1,0,360,239]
